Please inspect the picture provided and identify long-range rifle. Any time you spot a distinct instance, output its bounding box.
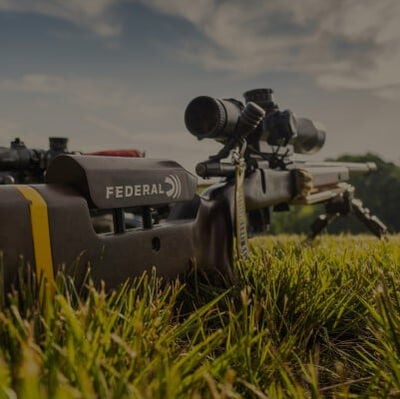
[0,88,387,291]
[0,137,144,184]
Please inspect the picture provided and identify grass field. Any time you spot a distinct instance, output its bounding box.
[1,235,400,398]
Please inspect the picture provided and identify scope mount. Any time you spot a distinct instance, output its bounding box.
[196,137,295,179]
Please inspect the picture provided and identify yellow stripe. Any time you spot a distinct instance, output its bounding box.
[15,186,54,294]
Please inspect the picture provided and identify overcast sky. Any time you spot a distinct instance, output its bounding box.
[0,0,399,172]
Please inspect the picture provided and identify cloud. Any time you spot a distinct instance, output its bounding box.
[0,74,130,108]
[0,73,183,134]
[0,120,20,140]
[0,0,120,37]
[373,84,400,101]
[139,0,400,98]
[1,0,400,98]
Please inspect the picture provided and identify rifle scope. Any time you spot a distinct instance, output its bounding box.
[0,137,69,174]
[184,89,326,154]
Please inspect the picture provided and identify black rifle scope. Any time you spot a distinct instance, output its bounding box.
[184,88,326,155]
[0,137,69,171]
[0,137,69,183]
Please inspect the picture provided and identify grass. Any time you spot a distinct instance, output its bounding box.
[0,235,400,398]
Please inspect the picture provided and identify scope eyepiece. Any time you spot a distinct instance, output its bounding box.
[293,118,326,154]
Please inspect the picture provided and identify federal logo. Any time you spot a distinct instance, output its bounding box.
[105,175,182,200]
[164,174,182,199]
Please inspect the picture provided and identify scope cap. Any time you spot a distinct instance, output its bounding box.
[243,88,277,112]
[49,137,68,152]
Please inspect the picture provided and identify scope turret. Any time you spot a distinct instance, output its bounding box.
[0,138,37,171]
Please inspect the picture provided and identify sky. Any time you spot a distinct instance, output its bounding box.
[0,0,400,173]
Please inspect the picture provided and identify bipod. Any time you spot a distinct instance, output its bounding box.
[309,185,388,239]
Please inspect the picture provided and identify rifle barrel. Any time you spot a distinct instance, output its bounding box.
[299,162,377,175]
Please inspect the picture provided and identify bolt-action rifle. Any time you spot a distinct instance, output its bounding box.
[0,136,144,184]
[0,88,388,291]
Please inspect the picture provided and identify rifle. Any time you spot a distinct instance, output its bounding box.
[0,137,144,184]
[0,137,72,184]
[0,88,387,291]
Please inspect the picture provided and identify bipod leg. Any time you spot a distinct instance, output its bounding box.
[308,212,338,240]
[351,198,388,239]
